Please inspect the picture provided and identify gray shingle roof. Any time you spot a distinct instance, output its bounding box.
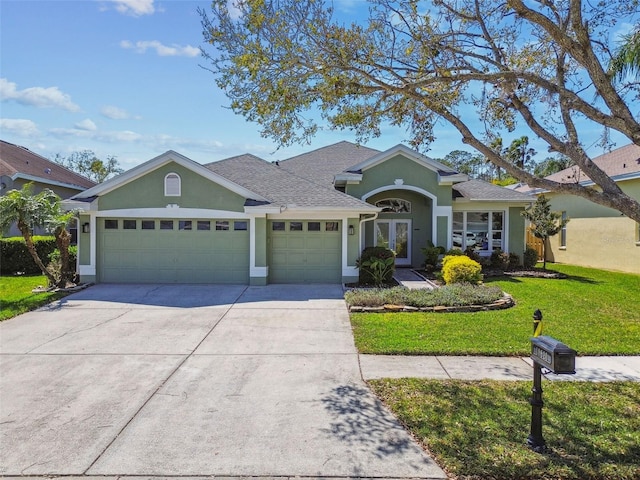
[453,179,534,202]
[205,153,377,210]
[1,140,96,190]
[278,140,380,186]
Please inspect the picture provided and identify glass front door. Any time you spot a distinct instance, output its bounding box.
[375,220,411,266]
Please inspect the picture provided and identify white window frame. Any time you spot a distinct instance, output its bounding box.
[452,210,506,254]
[164,172,181,196]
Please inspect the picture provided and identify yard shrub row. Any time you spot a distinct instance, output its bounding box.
[0,236,76,275]
[344,284,504,308]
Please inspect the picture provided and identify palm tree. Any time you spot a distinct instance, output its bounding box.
[0,183,73,287]
[609,26,640,81]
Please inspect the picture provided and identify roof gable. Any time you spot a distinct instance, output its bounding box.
[0,140,95,190]
[453,179,534,202]
[72,150,266,202]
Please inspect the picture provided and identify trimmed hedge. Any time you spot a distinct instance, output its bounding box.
[0,236,57,274]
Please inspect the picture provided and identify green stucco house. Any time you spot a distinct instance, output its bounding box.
[65,141,533,285]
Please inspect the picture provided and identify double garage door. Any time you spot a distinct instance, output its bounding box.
[268,220,342,283]
[98,218,249,284]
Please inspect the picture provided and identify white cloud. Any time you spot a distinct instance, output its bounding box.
[75,119,97,131]
[0,78,81,112]
[107,0,155,16]
[0,118,40,137]
[50,126,143,143]
[101,105,131,119]
[120,40,200,57]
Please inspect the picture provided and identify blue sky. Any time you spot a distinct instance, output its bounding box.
[0,0,636,171]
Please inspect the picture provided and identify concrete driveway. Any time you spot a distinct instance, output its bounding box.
[0,284,445,479]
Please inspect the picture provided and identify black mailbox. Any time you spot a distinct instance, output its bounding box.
[530,335,576,374]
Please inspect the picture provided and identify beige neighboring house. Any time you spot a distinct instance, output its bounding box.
[0,140,96,238]
[515,144,640,274]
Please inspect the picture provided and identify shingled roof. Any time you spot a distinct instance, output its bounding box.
[0,140,95,191]
[453,179,534,202]
[205,153,377,210]
[515,143,640,193]
[277,141,380,186]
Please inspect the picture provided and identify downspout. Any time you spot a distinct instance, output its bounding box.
[358,212,379,254]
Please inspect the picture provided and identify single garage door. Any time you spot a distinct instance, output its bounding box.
[98,218,249,283]
[268,220,341,283]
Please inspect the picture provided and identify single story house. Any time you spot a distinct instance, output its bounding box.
[65,141,533,285]
[515,143,640,274]
[1,140,96,238]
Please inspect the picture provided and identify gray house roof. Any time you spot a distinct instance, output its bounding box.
[278,141,381,186]
[453,179,534,202]
[205,153,377,211]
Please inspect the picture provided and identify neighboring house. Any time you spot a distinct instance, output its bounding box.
[515,143,640,274]
[64,142,532,285]
[0,140,96,238]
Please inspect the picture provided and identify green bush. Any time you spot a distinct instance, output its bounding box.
[508,253,521,271]
[523,246,539,269]
[344,284,503,307]
[0,236,57,274]
[444,248,465,257]
[442,254,483,285]
[357,246,396,285]
[490,249,510,270]
[421,241,445,270]
[463,246,482,263]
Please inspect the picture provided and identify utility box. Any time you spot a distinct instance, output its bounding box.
[530,335,576,374]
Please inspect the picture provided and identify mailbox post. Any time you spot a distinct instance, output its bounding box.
[527,310,577,453]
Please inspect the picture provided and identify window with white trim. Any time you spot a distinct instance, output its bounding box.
[452,211,505,252]
[375,198,411,213]
[164,173,181,196]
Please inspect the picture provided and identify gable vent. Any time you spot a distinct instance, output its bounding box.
[164,173,181,196]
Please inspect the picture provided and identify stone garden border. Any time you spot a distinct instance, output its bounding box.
[348,292,515,313]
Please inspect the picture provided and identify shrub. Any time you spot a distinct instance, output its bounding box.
[344,284,503,308]
[464,246,482,263]
[421,241,445,270]
[489,249,510,271]
[442,255,483,285]
[444,248,465,257]
[0,236,57,274]
[357,246,396,286]
[523,246,539,269]
[47,246,79,285]
[508,253,521,271]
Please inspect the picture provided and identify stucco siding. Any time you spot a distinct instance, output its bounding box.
[345,154,452,205]
[508,207,526,258]
[547,216,639,274]
[98,162,246,212]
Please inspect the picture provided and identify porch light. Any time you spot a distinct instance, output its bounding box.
[82,222,90,233]
[348,225,355,235]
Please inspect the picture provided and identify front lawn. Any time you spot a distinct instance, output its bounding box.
[351,264,640,356]
[0,275,65,321]
[371,379,640,480]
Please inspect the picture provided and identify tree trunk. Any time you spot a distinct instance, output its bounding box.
[541,236,547,270]
[55,227,73,288]
[17,220,57,286]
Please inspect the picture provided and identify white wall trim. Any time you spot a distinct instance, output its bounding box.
[250,266,268,277]
[94,208,250,219]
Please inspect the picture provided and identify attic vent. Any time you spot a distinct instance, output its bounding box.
[164,172,181,196]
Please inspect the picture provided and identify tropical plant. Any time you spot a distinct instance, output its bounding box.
[359,255,396,287]
[521,196,569,269]
[0,183,76,287]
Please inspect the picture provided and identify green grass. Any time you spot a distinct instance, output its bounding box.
[351,264,640,355]
[370,379,640,480]
[0,275,65,321]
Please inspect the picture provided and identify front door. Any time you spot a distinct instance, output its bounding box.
[375,220,411,266]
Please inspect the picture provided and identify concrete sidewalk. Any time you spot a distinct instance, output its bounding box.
[360,355,640,382]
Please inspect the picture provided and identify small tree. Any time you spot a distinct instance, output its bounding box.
[0,183,76,287]
[521,196,569,270]
[52,150,122,183]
